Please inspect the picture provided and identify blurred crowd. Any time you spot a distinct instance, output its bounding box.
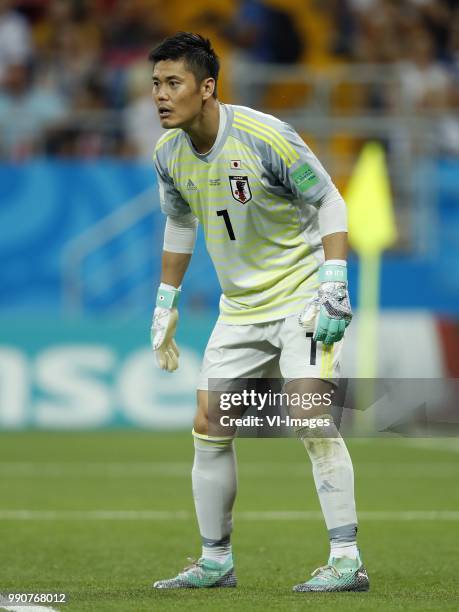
[0,0,457,160]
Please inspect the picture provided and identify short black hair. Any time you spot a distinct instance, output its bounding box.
[149,32,220,98]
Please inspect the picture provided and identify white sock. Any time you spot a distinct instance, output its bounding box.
[330,541,359,559]
[202,542,233,564]
[299,425,358,552]
[192,435,237,564]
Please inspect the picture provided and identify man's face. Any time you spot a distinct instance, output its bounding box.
[152,59,209,129]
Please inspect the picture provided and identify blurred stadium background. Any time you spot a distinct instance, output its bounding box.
[1,2,459,610]
[1,0,459,430]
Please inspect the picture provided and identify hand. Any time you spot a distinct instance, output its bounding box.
[150,284,181,372]
[151,307,179,372]
[299,264,352,345]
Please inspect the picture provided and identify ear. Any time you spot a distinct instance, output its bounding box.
[201,77,215,101]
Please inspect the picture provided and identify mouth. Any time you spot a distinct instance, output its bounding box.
[158,107,172,119]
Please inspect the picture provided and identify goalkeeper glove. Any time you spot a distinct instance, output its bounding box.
[151,283,180,372]
[299,263,352,345]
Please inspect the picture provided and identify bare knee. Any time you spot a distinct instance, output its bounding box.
[193,390,209,435]
[193,390,237,437]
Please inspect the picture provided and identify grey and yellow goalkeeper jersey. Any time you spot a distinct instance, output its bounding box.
[153,103,333,324]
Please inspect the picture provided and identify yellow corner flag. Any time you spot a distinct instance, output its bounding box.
[347,142,397,255]
[345,142,397,387]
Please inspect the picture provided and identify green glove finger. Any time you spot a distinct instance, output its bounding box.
[314,326,328,342]
[329,318,340,334]
[322,318,339,345]
[327,319,346,343]
[314,310,330,342]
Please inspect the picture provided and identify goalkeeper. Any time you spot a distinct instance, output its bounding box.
[150,32,369,593]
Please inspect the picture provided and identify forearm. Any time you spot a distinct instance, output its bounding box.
[160,213,197,288]
[321,231,348,262]
[161,250,192,288]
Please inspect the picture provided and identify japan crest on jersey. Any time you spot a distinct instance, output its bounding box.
[229,175,252,204]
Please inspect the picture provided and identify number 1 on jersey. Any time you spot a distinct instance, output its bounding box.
[216,209,236,240]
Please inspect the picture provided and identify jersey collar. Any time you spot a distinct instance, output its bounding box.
[184,103,233,164]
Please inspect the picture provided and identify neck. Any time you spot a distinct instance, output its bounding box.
[184,98,220,154]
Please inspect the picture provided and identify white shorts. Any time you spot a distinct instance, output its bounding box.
[197,314,343,390]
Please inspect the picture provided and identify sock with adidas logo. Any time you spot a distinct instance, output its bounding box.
[298,422,358,558]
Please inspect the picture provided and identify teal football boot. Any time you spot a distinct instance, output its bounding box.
[153,556,236,589]
[293,553,369,592]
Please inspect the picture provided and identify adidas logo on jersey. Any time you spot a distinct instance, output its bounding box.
[186,179,198,191]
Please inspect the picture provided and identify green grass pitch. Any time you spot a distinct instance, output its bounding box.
[0,432,458,611]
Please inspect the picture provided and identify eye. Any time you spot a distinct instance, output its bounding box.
[169,80,179,87]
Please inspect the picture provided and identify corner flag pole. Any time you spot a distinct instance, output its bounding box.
[345,142,397,411]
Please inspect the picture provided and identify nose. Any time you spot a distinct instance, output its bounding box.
[154,85,169,102]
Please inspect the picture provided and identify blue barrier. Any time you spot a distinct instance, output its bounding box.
[0,314,216,429]
[1,159,458,314]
